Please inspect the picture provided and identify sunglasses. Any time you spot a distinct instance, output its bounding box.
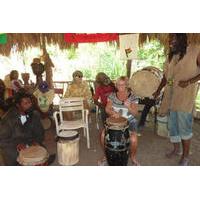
[75,75,83,78]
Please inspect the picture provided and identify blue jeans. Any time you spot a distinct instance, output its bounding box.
[168,111,193,143]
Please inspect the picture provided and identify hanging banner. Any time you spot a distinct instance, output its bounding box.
[119,34,139,60]
[64,33,119,43]
[0,33,7,44]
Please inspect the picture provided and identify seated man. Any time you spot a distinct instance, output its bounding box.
[0,90,45,165]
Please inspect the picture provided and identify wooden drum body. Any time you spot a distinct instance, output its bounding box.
[105,117,130,166]
[129,66,163,98]
[57,131,80,166]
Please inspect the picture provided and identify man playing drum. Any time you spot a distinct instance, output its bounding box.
[153,33,200,166]
[0,90,45,165]
[100,76,139,166]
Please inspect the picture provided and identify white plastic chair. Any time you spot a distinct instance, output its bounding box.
[53,97,90,149]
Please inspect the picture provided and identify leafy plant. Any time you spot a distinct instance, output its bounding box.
[137,40,166,70]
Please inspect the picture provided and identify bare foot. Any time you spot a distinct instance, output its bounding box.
[165,150,181,158]
[97,156,107,166]
[179,157,189,166]
[131,158,140,166]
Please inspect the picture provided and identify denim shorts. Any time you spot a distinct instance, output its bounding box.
[168,111,193,143]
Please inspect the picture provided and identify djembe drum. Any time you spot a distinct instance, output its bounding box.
[17,146,49,166]
[129,66,163,98]
[57,131,80,166]
[105,117,130,166]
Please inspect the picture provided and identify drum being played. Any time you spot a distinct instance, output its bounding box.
[105,117,130,166]
[17,145,49,166]
[57,130,80,166]
[129,66,163,98]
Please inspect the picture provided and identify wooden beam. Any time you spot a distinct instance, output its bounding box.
[126,60,132,78]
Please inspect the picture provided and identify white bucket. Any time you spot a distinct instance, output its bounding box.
[157,116,169,138]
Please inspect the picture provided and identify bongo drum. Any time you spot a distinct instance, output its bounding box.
[129,66,163,98]
[17,146,49,166]
[57,130,80,166]
[105,117,130,166]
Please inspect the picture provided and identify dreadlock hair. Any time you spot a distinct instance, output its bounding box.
[168,33,188,63]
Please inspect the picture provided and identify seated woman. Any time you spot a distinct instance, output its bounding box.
[99,76,139,166]
[64,70,92,119]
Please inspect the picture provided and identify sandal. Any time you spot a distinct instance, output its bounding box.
[179,158,189,166]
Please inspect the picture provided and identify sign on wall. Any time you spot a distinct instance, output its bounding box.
[119,34,139,60]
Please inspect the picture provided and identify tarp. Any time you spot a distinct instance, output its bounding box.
[64,33,119,43]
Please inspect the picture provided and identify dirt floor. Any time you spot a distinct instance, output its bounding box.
[44,112,200,166]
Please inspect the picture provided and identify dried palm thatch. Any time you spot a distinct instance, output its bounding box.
[1,33,200,56]
[0,33,72,56]
[139,33,200,52]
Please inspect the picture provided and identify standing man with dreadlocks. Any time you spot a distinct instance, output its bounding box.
[153,33,200,166]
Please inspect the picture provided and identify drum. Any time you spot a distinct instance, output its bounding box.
[105,117,130,166]
[17,146,49,166]
[57,130,80,166]
[129,66,163,98]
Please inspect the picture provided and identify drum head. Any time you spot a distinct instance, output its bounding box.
[17,146,49,166]
[129,67,162,98]
[57,131,79,140]
[106,117,128,127]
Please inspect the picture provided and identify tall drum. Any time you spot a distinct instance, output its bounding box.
[57,131,80,166]
[105,117,130,166]
[129,66,163,98]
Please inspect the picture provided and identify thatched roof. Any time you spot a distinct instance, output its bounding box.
[139,33,200,52]
[1,33,200,56]
[0,33,73,56]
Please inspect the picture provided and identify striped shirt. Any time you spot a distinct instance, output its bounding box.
[108,92,138,120]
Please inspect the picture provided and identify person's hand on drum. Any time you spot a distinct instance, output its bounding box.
[16,143,26,152]
[124,100,131,109]
[111,111,121,119]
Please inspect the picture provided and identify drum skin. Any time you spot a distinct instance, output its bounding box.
[129,66,163,98]
[105,127,130,166]
[17,146,49,166]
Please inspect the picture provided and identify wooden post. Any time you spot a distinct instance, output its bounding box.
[126,59,132,78]
[40,34,54,89]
